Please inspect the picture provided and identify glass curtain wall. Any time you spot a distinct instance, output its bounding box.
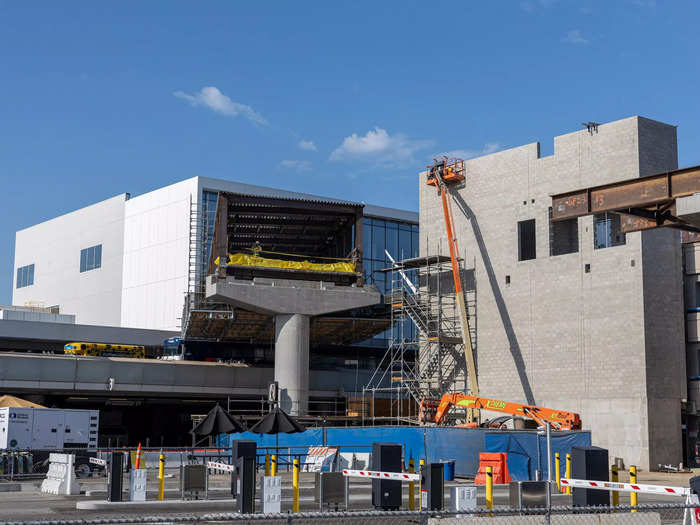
[362,217,419,347]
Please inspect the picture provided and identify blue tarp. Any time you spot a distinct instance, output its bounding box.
[219,426,589,477]
[484,431,591,480]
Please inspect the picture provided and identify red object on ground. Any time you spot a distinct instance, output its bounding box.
[474,452,512,485]
[135,442,142,469]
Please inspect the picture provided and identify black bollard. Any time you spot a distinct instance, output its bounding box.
[107,452,123,502]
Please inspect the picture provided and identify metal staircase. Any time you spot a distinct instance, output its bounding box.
[363,253,475,425]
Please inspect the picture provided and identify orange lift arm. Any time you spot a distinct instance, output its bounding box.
[426,157,479,396]
[433,393,582,431]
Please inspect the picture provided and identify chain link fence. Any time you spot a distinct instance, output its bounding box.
[1,504,696,525]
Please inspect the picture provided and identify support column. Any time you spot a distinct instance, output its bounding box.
[274,314,310,415]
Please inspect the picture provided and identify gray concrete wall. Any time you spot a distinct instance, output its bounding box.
[418,116,684,469]
[0,353,371,400]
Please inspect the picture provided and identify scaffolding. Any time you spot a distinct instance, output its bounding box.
[182,192,220,334]
[362,245,476,425]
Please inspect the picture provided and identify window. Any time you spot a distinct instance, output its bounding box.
[16,264,34,288]
[518,219,536,261]
[549,207,579,256]
[594,213,626,249]
[80,244,102,272]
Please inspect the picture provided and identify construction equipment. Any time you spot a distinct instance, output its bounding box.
[431,393,582,431]
[426,157,479,398]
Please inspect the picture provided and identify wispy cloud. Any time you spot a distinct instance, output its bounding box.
[562,29,589,45]
[330,127,433,166]
[440,142,504,160]
[280,160,311,172]
[298,139,317,151]
[174,86,267,125]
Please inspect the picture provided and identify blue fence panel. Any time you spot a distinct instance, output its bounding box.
[484,431,591,480]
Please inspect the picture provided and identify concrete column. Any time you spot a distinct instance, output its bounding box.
[274,314,310,416]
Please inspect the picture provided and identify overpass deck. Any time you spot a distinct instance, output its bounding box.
[0,353,362,399]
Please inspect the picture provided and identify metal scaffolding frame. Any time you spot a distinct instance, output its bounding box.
[182,192,220,334]
[362,241,476,426]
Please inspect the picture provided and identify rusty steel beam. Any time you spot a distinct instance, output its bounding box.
[551,165,700,221]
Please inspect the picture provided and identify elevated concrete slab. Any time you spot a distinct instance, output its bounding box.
[207,275,380,414]
[206,276,380,316]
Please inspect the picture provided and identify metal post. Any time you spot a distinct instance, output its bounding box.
[293,458,300,512]
[611,465,619,507]
[545,423,552,511]
[565,453,571,495]
[419,459,425,509]
[408,458,415,510]
[630,465,637,512]
[158,451,165,501]
[271,454,277,476]
[486,465,493,510]
[555,452,561,493]
[265,454,270,476]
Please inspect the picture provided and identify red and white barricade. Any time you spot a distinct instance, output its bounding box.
[207,460,235,474]
[342,468,419,482]
[560,478,699,525]
[303,447,338,472]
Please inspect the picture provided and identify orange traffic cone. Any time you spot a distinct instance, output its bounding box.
[135,442,142,469]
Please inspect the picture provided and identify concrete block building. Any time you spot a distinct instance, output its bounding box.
[419,116,684,470]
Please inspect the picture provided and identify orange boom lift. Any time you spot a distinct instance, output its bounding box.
[426,157,479,401]
[434,393,582,431]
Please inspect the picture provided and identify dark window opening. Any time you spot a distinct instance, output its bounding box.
[518,219,536,261]
[585,264,591,273]
[549,207,579,256]
[594,213,626,249]
[505,275,511,285]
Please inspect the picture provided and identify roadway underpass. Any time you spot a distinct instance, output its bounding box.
[0,353,374,446]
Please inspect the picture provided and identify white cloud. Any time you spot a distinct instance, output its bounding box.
[173,86,267,125]
[562,29,589,45]
[441,142,503,160]
[280,160,311,172]
[330,127,433,165]
[298,139,317,151]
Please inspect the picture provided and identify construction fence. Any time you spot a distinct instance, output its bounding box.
[1,504,696,525]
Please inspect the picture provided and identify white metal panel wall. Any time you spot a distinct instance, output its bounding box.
[120,178,198,330]
[12,195,128,326]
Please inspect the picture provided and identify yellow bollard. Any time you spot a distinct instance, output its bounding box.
[419,459,425,509]
[555,452,561,493]
[408,458,415,511]
[486,465,494,510]
[271,454,277,477]
[158,452,165,501]
[611,465,619,507]
[265,454,270,476]
[293,458,300,512]
[565,453,572,495]
[630,465,637,512]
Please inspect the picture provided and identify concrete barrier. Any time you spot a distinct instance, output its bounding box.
[40,453,80,495]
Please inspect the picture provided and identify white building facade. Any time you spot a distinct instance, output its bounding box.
[13,177,416,331]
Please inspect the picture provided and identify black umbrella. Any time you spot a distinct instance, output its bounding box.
[192,404,245,437]
[249,406,305,434]
[249,406,305,456]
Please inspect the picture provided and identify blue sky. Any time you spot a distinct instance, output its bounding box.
[2,1,699,304]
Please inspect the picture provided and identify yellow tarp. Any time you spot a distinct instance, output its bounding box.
[216,253,356,274]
